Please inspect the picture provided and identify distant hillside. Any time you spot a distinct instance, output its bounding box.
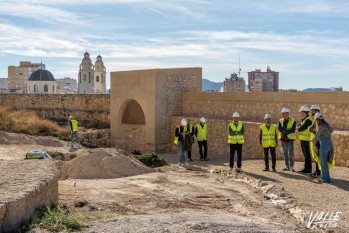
[202,79,223,92]
[302,88,330,92]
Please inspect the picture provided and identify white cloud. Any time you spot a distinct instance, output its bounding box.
[0,1,86,24]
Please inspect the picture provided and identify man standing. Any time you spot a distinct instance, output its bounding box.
[309,104,321,177]
[186,118,195,161]
[174,118,189,166]
[260,114,277,172]
[68,116,79,144]
[195,117,208,161]
[277,108,296,172]
[297,105,313,173]
[228,112,244,172]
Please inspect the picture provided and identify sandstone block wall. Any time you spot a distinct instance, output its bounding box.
[170,116,349,168]
[182,92,349,131]
[0,160,59,232]
[0,94,110,128]
[79,129,110,148]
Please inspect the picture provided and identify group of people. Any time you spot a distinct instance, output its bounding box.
[174,104,335,183]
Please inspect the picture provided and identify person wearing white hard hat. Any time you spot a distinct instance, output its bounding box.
[174,118,190,166]
[260,114,277,172]
[312,113,334,183]
[297,105,313,174]
[309,104,321,177]
[195,117,208,161]
[277,107,296,172]
[68,116,80,146]
[228,112,244,172]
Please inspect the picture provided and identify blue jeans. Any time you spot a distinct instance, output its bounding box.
[281,141,294,168]
[178,141,185,164]
[319,140,332,183]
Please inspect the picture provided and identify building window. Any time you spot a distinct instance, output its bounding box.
[96,76,99,82]
[52,85,55,92]
[97,65,99,70]
[44,84,48,92]
[34,84,38,93]
[83,74,87,81]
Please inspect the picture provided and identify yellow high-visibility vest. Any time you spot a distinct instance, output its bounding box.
[298,115,313,141]
[70,120,78,132]
[228,122,244,144]
[278,118,296,140]
[260,124,276,148]
[174,126,187,145]
[195,123,207,141]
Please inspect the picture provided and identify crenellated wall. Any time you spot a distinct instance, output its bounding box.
[0,94,110,128]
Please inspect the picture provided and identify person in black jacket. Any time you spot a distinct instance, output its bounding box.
[174,118,189,166]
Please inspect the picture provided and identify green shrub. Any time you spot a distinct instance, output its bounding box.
[20,205,82,232]
[136,153,167,167]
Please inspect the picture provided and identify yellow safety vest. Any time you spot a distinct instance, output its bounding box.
[278,118,296,140]
[70,120,78,132]
[195,123,207,141]
[260,124,276,148]
[174,126,188,145]
[228,122,244,144]
[298,115,313,141]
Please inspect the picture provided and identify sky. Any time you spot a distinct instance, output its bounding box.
[0,0,349,91]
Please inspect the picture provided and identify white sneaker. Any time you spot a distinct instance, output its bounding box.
[177,162,182,166]
[237,168,243,173]
[183,162,189,166]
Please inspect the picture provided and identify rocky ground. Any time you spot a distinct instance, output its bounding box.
[1,131,348,232]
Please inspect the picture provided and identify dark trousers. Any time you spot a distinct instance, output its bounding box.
[264,147,276,169]
[187,150,191,159]
[229,143,242,168]
[315,162,321,175]
[198,140,207,159]
[301,140,312,172]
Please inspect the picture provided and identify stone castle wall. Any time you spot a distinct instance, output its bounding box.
[170,116,349,167]
[0,94,110,128]
[181,92,349,131]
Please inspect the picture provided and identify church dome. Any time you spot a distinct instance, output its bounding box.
[28,69,55,81]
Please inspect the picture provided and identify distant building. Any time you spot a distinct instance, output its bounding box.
[27,69,57,94]
[0,78,9,93]
[223,73,245,92]
[56,77,78,94]
[0,78,8,89]
[248,66,279,92]
[279,89,298,92]
[8,61,45,93]
[78,52,107,94]
[330,86,343,92]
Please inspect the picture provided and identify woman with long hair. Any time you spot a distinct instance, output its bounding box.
[312,113,334,183]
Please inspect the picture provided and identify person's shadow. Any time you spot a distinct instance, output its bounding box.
[246,172,281,183]
[329,178,349,191]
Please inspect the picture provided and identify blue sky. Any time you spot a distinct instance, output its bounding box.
[0,0,349,90]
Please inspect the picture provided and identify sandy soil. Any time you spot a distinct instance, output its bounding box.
[1,131,348,232]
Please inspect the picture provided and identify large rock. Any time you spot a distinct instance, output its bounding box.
[0,160,59,233]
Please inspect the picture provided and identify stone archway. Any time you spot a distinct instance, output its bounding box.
[115,99,146,152]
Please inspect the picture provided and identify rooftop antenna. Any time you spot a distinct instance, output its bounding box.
[238,54,241,78]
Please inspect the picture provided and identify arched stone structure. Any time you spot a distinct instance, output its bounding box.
[110,68,202,153]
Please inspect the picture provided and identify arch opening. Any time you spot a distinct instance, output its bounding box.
[121,100,146,125]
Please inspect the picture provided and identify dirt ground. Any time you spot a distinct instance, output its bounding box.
[1,132,348,232]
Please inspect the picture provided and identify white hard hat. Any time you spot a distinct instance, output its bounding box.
[69,116,73,119]
[264,114,272,120]
[232,112,240,118]
[181,118,187,126]
[200,117,206,123]
[281,108,289,113]
[311,104,320,111]
[299,105,310,112]
[314,112,324,120]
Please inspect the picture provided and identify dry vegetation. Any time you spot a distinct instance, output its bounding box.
[0,107,70,137]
